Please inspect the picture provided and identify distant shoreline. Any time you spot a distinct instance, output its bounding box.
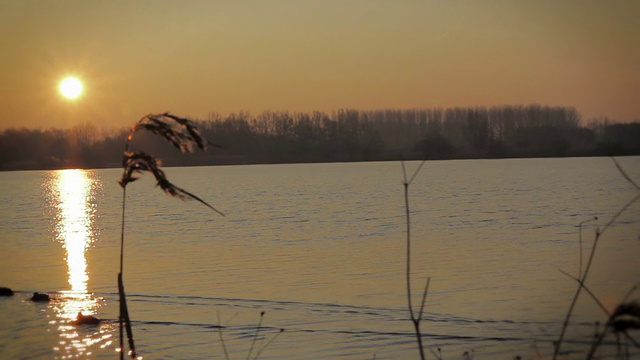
[2,106,639,171]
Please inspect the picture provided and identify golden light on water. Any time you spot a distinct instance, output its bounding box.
[52,169,95,303]
[47,169,112,357]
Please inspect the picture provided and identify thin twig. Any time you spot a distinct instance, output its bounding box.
[401,159,429,360]
[554,193,640,358]
[418,277,431,321]
[577,217,598,280]
[558,269,610,317]
[427,347,441,360]
[622,281,640,303]
[252,329,284,360]
[408,160,427,185]
[554,158,640,359]
[612,157,640,191]
[404,180,414,321]
[217,312,230,360]
[246,311,265,360]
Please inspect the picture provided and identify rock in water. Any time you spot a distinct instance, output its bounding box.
[71,312,101,325]
[30,292,50,302]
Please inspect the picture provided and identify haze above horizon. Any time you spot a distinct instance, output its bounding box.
[1,1,638,130]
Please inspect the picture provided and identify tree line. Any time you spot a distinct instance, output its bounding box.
[1,105,639,170]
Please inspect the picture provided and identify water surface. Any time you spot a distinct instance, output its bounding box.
[1,157,639,359]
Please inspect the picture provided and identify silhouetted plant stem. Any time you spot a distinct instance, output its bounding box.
[553,158,640,359]
[215,311,282,360]
[246,311,265,360]
[120,187,126,275]
[117,113,224,359]
[119,187,126,359]
[216,312,231,360]
[577,216,597,280]
[559,269,610,316]
[401,160,429,360]
[612,157,640,191]
[251,328,284,360]
[554,192,640,359]
[118,273,136,358]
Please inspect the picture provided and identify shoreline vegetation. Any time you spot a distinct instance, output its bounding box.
[1,105,639,171]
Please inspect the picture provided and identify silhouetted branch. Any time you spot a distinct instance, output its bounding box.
[554,158,640,359]
[558,269,610,316]
[401,159,430,360]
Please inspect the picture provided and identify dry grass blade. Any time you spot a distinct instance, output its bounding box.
[163,113,207,150]
[120,151,224,216]
[120,113,225,216]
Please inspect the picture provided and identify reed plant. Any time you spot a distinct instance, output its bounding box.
[117,113,223,359]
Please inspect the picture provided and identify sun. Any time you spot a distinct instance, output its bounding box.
[59,77,84,100]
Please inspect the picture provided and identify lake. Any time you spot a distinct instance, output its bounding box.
[1,157,639,359]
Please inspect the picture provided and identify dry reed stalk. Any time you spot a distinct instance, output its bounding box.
[117,113,224,359]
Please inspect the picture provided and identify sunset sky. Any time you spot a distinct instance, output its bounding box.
[1,0,638,130]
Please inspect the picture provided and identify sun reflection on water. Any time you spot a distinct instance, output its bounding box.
[47,169,113,358]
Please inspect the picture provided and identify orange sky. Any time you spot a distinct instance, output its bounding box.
[1,1,638,129]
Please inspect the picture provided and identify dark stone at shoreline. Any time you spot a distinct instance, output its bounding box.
[0,287,13,296]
